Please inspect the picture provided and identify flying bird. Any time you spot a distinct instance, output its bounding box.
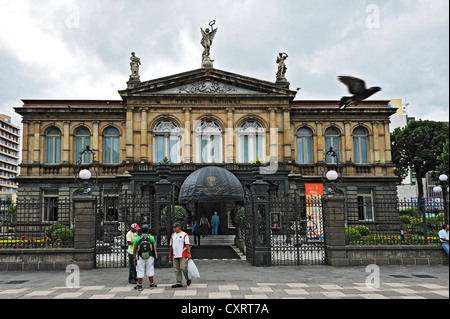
[338,76,381,109]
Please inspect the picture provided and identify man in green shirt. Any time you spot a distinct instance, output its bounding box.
[126,223,140,284]
[133,224,158,291]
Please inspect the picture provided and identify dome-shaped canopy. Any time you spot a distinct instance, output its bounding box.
[179,166,244,203]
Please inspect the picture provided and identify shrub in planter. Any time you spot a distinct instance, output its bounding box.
[353,225,370,236]
[345,227,361,242]
[51,227,74,246]
[45,224,66,238]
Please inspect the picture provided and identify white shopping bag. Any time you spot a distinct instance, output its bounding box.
[187,259,200,279]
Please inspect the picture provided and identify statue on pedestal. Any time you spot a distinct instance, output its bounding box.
[201,20,218,68]
[275,52,290,88]
[130,52,141,80]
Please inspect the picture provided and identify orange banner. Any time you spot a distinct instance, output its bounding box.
[305,183,323,196]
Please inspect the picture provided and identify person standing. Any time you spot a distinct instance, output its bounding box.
[126,223,140,284]
[169,223,192,288]
[438,224,449,256]
[200,216,210,238]
[133,224,158,291]
[211,211,220,236]
[192,220,201,246]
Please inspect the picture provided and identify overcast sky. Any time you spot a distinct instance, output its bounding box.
[0,0,448,127]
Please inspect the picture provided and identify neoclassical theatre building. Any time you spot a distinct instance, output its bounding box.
[15,35,398,234]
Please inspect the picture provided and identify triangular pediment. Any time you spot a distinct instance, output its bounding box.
[119,68,297,98]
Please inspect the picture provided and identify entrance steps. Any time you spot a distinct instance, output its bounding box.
[194,235,235,246]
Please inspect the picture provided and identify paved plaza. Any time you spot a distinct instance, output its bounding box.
[0,259,448,300]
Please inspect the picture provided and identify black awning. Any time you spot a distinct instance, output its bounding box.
[178,166,244,203]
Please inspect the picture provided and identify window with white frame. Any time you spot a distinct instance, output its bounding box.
[153,120,181,163]
[74,127,91,164]
[325,127,341,164]
[46,127,62,164]
[196,121,222,163]
[104,127,120,164]
[297,127,313,164]
[238,121,265,163]
[353,127,369,164]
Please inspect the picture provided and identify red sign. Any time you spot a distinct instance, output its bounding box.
[305,184,323,196]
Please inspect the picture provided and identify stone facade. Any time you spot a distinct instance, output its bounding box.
[14,67,399,233]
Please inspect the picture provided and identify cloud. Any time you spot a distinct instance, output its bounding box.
[0,0,448,127]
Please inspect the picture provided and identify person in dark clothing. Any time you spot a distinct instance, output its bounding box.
[192,221,201,246]
[200,216,210,238]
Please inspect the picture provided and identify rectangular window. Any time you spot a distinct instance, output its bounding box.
[357,188,374,221]
[43,190,59,222]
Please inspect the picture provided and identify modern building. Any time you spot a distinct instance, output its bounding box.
[0,114,20,203]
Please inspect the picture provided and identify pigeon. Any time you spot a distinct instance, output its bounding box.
[338,75,381,109]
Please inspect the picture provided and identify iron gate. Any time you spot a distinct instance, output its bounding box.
[269,193,325,265]
[95,195,154,268]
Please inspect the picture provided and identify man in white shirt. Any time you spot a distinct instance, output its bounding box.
[169,223,192,288]
[438,224,449,256]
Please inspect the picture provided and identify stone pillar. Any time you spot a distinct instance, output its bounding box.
[226,107,235,163]
[268,107,278,163]
[32,121,41,175]
[125,107,134,162]
[21,121,29,165]
[92,121,99,155]
[183,107,192,163]
[283,106,292,163]
[322,195,349,267]
[344,121,352,163]
[140,107,148,161]
[73,195,97,270]
[63,121,70,164]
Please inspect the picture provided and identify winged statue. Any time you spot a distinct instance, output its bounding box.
[201,20,218,59]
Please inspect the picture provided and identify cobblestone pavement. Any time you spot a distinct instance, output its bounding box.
[0,259,448,300]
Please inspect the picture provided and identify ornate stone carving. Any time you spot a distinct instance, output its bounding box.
[201,21,218,68]
[129,52,141,80]
[179,80,237,94]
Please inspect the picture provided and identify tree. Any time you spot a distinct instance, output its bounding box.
[437,138,449,176]
[391,120,449,204]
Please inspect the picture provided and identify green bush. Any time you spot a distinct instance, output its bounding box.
[353,225,370,236]
[345,227,361,242]
[51,227,74,244]
[45,224,66,238]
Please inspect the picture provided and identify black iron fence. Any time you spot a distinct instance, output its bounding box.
[345,198,448,245]
[0,198,74,249]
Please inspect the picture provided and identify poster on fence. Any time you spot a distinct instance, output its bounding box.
[305,184,324,242]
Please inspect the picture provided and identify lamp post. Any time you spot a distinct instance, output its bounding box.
[433,174,449,225]
[74,145,99,195]
[322,147,343,195]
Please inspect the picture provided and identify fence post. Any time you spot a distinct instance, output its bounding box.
[322,195,348,266]
[73,195,97,270]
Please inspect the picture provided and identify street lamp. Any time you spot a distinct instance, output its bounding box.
[74,146,99,195]
[321,147,343,195]
[434,174,449,224]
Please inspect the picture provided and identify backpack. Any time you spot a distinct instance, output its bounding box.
[137,235,154,260]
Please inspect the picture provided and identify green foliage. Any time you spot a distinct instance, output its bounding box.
[391,120,449,203]
[437,138,449,176]
[161,205,190,228]
[353,225,370,236]
[45,224,67,238]
[345,227,362,242]
[51,227,74,243]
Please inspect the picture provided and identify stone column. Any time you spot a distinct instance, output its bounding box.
[322,195,349,267]
[372,121,380,164]
[183,107,192,163]
[125,107,134,162]
[283,106,292,162]
[315,121,324,162]
[32,121,41,175]
[344,121,352,163]
[73,195,97,270]
[226,107,235,163]
[268,107,278,163]
[21,121,29,165]
[62,121,70,164]
[92,121,99,155]
[140,107,148,161]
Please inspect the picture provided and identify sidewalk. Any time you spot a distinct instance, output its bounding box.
[0,259,448,300]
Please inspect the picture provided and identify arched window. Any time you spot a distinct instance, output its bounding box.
[353,127,369,164]
[297,127,313,164]
[104,127,120,164]
[238,121,265,163]
[153,120,181,163]
[196,121,222,163]
[75,127,91,164]
[325,127,340,164]
[46,127,61,164]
